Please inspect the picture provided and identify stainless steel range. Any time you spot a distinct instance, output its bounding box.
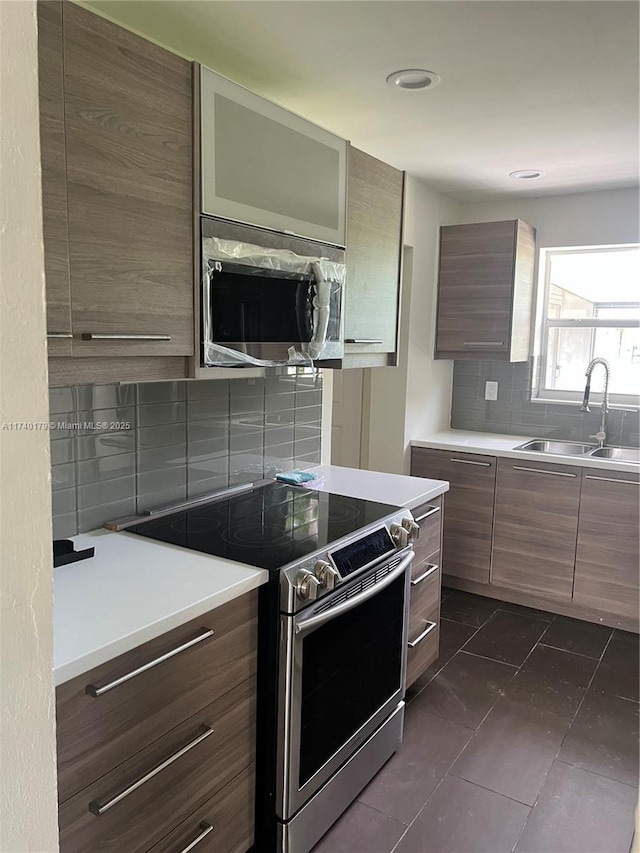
[125,480,419,853]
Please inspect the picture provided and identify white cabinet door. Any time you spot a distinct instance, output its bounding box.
[200,66,347,246]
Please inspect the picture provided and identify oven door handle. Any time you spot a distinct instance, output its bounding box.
[294,550,414,636]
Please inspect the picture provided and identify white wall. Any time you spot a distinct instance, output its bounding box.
[363,177,462,474]
[458,187,639,248]
[0,2,59,851]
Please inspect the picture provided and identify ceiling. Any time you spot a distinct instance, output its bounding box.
[84,0,640,203]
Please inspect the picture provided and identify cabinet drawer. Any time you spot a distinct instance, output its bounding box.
[56,590,258,803]
[409,556,440,638]
[412,497,442,566]
[147,766,255,853]
[406,605,439,689]
[59,678,255,853]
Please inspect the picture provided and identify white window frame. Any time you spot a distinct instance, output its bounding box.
[532,244,640,409]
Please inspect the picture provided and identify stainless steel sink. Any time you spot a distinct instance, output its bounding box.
[589,446,640,463]
[515,439,596,456]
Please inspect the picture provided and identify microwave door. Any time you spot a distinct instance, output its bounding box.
[205,262,315,364]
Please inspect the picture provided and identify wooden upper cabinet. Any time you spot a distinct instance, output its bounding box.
[435,219,536,361]
[573,469,640,625]
[411,447,496,585]
[492,458,581,601]
[60,3,194,358]
[340,146,404,368]
[37,1,72,357]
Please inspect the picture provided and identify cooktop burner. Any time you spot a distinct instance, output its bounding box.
[126,481,400,571]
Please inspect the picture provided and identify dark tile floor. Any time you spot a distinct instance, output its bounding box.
[313,589,639,853]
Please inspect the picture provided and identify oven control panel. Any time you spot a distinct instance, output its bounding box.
[330,527,395,578]
[284,511,418,611]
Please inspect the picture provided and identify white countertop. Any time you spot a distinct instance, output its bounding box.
[309,464,448,508]
[53,466,448,686]
[53,529,268,686]
[411,429,640,472]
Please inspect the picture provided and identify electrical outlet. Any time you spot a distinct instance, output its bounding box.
[485,381,499,401]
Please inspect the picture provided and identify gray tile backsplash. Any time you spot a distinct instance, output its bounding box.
[50,369,323,537]
[450,359,640,446]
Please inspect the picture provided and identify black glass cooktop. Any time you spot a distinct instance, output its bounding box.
[126,482,400,572]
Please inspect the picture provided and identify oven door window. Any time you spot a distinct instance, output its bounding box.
[298,573,405,788]
[209,262,314,344]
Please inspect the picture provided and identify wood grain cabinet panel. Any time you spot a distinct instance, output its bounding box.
[411,497,442,568]
[62,3,194,358]
[411,448,496,585]
[58,679,255,853]
[56,590,258,804]
[492,458,581,601]
[409,561,440,639]
[435,219,535,361]
[147,766,255,853]
[573,469,640,624]
[37,0,72,356]
[406,597,439,689]
[337,146,404,368]
[406,495,443,688]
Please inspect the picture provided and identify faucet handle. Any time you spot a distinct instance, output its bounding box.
[589,431,607,443]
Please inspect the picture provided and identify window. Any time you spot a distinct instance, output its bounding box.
[535,245,640,406]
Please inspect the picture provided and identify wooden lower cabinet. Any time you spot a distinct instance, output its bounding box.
[492,458,581,601]
[412,445,639,632]
[56,590,258,853]
[411,447,496,584]
[59,680,255,853]
[407,554,440,688]
[406,496,443,688]
[57,591,257,803]
[411,497,442,568]
[147,766,255,853]
[573,468,640,622]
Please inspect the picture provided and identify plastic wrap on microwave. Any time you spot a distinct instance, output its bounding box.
[202,237,345,367]
[203,337,313,367]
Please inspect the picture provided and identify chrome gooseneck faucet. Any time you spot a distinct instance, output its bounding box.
[580,357,610,448]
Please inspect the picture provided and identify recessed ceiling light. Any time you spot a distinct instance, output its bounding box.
[509,169,544,180]
[386,69,441,91]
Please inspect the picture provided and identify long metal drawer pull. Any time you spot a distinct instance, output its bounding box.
[81,333,171,341]
[408,621,437,648]
[89,727,214,816]
[345,338,384,344]
[415,506,440,523]
[86,629,215,697]
[411,563,439,586]
[179,822,214,853]
[512,465,577,478]
[463,341,504,347]
[450,458,491,467]
[585,475,639,486]
[47,332,73,339]
[296,550,414,636]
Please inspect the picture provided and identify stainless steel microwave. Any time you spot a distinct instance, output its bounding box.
[201,218,345,367]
